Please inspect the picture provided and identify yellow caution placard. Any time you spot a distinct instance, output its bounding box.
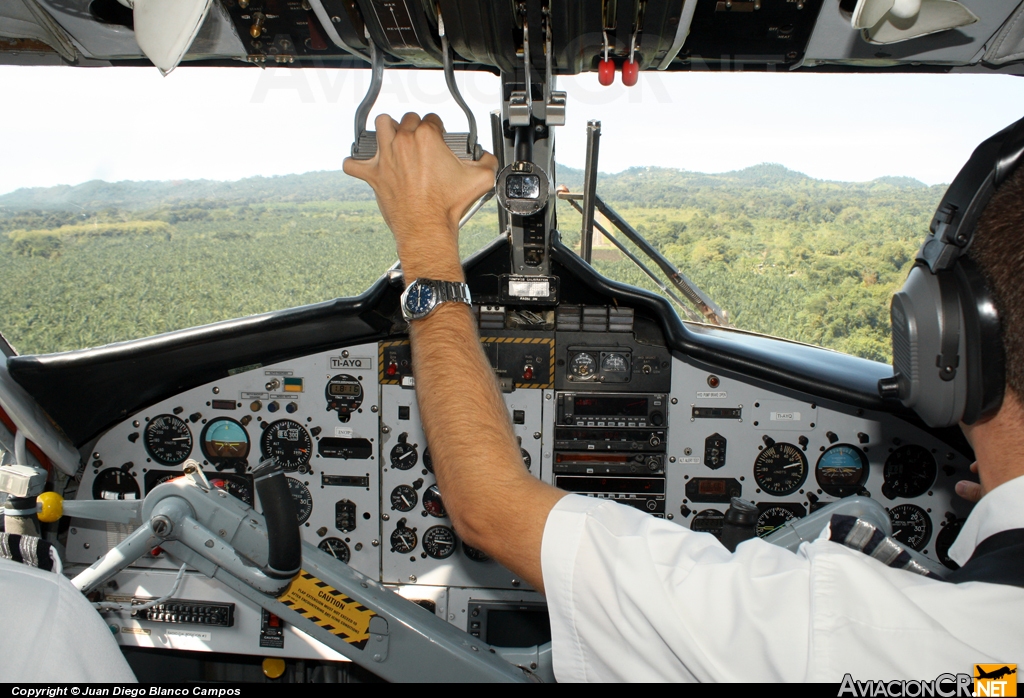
[277,571,376,649]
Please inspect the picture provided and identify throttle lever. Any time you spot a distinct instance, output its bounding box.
[350,21,482,161]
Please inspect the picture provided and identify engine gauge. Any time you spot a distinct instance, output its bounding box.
[390,519,418,554]
[462,542,489,562]
[423,447,433,473]
[144,415,192,465]
[753,442,807,496]
[883,445,937,499]
[389,433,418,470]
[325,374,363,422]
[815,444,868,498]
[390,484,418,512]
[690,509,725,539]
[423,526,457,559]
[260,420,312,472]
[200,418,250,468]
[888,504,933,551]
[935,517,965,570]
[318,537,351,564]
[600,352,630,374]
[422,484,447,518]
[756,505,802,538]
[569,352,597,379]
[286,478,313,525]
[521,448,532,470]
[92,467,140,501]
[209,474,254,506]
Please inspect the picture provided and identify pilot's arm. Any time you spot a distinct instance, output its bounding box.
[344,113,567,591]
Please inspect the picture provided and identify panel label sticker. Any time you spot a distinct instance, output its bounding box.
[264,370,294,376]
[696,391,727,399]
[277,571,375,648]
[120,626,151,636]
[330,356,372,370]
[334,427,354,438]
[679,456,701,464]
[165,629,212,641]
[771,411,801,421]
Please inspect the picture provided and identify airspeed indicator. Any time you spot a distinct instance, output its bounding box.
[753,442,808,496]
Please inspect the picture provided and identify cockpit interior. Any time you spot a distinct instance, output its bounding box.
[1,0,1022,683]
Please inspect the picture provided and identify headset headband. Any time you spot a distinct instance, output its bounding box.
[918,116,1024,274]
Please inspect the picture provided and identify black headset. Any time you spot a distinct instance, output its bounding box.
[879,116,1024,428]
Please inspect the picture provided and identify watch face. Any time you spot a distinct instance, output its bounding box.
[405,283,435,317]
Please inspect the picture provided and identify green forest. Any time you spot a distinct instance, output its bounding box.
[0,164,945,363]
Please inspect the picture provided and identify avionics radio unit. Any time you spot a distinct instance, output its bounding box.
[554,392,667,452]
[556,393,667,428]
[554,475,667,516]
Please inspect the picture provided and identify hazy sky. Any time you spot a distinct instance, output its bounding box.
[1,65,1023,195]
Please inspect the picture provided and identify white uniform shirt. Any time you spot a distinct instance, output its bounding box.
[541,475,1024,682]
[0,557,137,682]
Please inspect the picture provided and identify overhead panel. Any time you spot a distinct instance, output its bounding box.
[803,0,1021,67]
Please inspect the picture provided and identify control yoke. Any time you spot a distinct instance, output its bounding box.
[350,21,482,161]
[57,458,539,682]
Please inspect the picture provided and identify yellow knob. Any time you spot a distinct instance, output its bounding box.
[37,492,63,523]
[262,657,286,679]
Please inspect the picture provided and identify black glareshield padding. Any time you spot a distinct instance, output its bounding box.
[252,460,302,579]
[957,258,1005,425]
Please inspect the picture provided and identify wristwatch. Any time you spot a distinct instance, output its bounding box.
[400,278,472,321]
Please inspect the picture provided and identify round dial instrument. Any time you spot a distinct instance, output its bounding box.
[200,418,250,466]
[209,474,254,506]
[389,435,418,471]
[260,420,312,471]
[462,542,490,562]
[423,448,434,474]
[390,484,418,512]
[569,352,597,378]
[888,504,932,551]
[286,478,313,525]
[883,445,937,499]
[521,448,532,470]
[753,442,808,496]
[690,509,725,539]
[935,518,965,570]
[601,352,629,373]
[390,519,418,554]
[756,505,800,538]
[93,467,140,501]
[422,484,447,518]
[144,415,192,465]
[325,374,363,422]
[815,444,868,498]
[423,526,457,559]
[318,537,351,563]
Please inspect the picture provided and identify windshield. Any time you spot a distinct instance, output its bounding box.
[2,66,1023,362]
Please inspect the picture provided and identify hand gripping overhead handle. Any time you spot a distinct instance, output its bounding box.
[350,22,482,161]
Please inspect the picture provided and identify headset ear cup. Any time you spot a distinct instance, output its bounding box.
[956,257,1005,424]
[890,265,968,428]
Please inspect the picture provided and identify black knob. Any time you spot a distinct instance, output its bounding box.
[649,435,662,447]
[650,412,664,427]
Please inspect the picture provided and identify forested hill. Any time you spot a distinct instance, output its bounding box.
[0,163,935,213]
[0,164,946,361]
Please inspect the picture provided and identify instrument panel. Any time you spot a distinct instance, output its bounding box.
[68,306,974,659]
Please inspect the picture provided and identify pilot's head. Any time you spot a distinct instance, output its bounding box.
[885,116,1024,431]
[963,164,1024,422]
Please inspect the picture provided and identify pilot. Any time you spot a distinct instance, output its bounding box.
[344,113,1024,682]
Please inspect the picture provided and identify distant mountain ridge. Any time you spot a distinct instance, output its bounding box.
[0,164,935,213]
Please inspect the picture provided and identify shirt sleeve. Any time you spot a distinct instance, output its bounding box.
[541,494,815,682]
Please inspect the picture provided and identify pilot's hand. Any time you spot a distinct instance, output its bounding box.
[955,461,983,503]
[343,113,498,282]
